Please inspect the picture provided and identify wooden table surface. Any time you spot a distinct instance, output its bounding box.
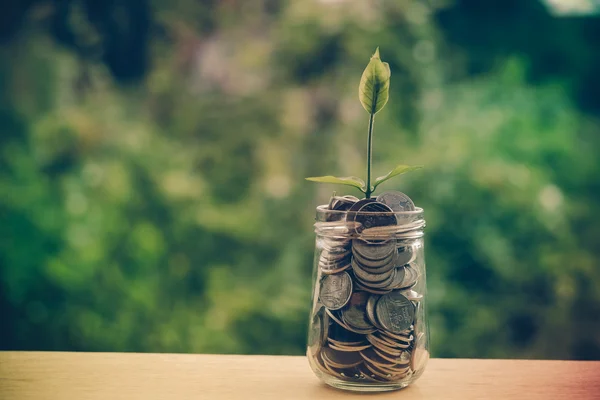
[1,352,599,400]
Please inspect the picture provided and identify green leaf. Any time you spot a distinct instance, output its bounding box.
[305,176,366,192]
[358,47,391,115]
[372,165,423,191]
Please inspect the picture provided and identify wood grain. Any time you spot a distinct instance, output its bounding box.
[1,352,599,400]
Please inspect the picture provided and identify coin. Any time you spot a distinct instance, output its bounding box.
[319,272,352,310]
[363,362,396,381]
[354,270,396,290]
[357,364,388,382]
[373,347,411,365]
[319,253,352,275]
[365,295,384,329]
[320,247,351,260]
[327,195,358,221]
[352,239,396,261]
[329,195,359,211]
[381,332,413,345]
[347,199,397,230]
[376,191,416,212]
[322,364,362,381]
[329,341,372,352]
[380,329,413,342]
[351,251,396,272]
[359,348,399,369]
[321,240,351,252]
[396,245,415,266]
[375,291,415,333]
[354,281,392,295]
[340,292,374,331]
[311,350,330,375]
[395,265,418,289]
[320,261,352,275]
[308,307,325,355]
[351,259,395,283]
[365,335,407,355]
[321,347,363,368]
[389,267,406,288]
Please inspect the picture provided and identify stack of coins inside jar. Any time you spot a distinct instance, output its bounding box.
[307,191,429,387]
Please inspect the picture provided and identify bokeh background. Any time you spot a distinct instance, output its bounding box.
[1,0,600,360]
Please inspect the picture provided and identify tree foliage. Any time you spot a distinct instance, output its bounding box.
[1,0,599,359]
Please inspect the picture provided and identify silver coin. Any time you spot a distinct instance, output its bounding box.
[357,364,389,382]
[326,196,356,221]
[376,191,416,212]
[321,347,363,368]
[319,256,352,269]
[389,267,406,289]
[351,251,396,272]
[352,239,396,261]
[375,291,415,334]
[340,292,374,331]
[355,269,396,289]
[362,362,396,381]
[308,307,327,356]
[396,245,415,266]
[329,195,359,211]
[320,262,352,275]
[319,272,353,310]
[359,347,399,369]
[381,329,414,342]
[320,238,351,252]
[325,308,354,332]
[352,259,395,283]
[308,314,322,356]
[319,259,352,275]
[373,347,411,366]
[319,253,351,268]
[354,281,392,295]
[347,199,397,230]
[365,295,383,329]
[329,341,372,353]
[366,334,410,354]
[395,265,419,289]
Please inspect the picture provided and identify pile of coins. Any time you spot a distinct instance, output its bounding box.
[308,191,428,384]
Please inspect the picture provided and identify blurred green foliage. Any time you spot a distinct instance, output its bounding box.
[1,0,599,360]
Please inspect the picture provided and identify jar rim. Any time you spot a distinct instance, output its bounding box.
[315,204,424,217]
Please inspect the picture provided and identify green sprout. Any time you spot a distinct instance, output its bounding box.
[306,48,422,198]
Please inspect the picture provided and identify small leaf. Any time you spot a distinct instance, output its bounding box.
[372,165,423,190]
[358,47,391,115]
[306,176,366,192]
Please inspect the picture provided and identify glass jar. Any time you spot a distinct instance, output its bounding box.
[307,202,429,392]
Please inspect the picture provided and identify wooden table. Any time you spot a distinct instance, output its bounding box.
[1,352,599,399]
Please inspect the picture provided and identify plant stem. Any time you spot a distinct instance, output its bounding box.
[365,113,375,198]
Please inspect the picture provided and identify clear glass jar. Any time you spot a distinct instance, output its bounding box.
[307,203,429,392]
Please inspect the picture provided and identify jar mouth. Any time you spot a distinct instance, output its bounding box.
[314,204,425,238]
[315,204,424,218]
